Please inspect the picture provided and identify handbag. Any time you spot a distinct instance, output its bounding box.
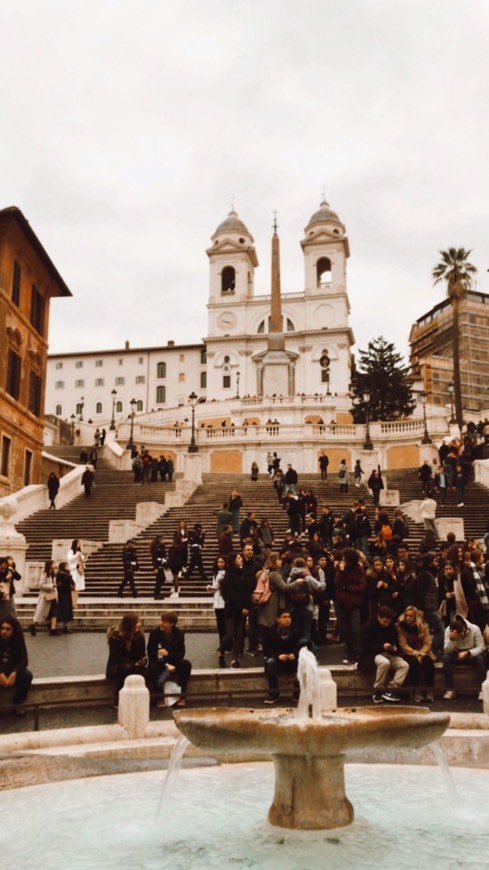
[44,588,57,601]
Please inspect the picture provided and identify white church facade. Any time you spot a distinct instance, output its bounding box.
[46,199,355,424]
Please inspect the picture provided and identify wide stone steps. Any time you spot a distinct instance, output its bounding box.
[14,597,216,631]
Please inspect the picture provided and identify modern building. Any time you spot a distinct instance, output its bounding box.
[409,290,489,414]
[0,207,71,495]
[46,198,355,425]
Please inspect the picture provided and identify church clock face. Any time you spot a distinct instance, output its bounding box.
[217,311,237,331]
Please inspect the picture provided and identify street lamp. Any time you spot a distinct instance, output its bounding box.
[79,396,84,422]
[447,381,456,424]
[127,398,137,449]
[236,370,240,399]
[188,391,199,453]
[70,414,76,444]
[110,388,117,431]
[362,390,373,450]
[418,390,432,444]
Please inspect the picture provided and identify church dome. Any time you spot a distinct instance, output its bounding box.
[306,199,340,228]
[214,209,251,237]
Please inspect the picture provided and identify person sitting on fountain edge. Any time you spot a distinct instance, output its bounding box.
[262,609,304,705]
[358,605,409,704]
[147,611,192,707]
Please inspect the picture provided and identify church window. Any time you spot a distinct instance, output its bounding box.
[136,400,143,411]
[286,318,295,332]
[96,402,103,414]
[221,266,235,293]
[55,404,62,416]
[116,401,123,413]
[223,374,231,389]
[317,257,332,286]
[156,386,166,403]
[157,362,166,378]
[200,371,207,388]
[1,436,11,477]
[200,347,207,364]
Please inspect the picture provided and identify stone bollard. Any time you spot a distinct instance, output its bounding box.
[482,671,489,716]
[118,674,150,739]
[319,667,337,710]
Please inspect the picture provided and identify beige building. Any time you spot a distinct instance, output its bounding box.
[409,290,489,415]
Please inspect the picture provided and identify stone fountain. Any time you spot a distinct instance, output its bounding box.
[174,652,450,830]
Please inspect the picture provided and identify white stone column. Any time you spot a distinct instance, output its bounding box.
[118,674,150,739]
[183,452,203,485]
[0,496,28,594]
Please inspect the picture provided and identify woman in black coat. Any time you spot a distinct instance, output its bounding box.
[106,613,148,694]
[218,552,250,669]
[56,561,75,632]
[0,614,33,712]
[47,472,60,509]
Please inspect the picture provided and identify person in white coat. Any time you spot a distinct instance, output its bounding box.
[67,539,86,608]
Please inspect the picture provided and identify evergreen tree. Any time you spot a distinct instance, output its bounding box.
[350,336,415,422]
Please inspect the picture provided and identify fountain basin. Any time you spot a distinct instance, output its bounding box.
[174,706,450,829]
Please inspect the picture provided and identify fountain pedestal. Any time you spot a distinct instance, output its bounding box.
[270,752,353,829]
[174,706,450,831]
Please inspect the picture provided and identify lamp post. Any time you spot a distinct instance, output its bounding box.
[188,391,199,453]
[362,390,373,450]
[127,398,136,449]
[110,388,117,431]
[70,414,76,444]
[418,390,432,444]
[236,371,240,399]
[447,382,455,424]
[79,396,84,422]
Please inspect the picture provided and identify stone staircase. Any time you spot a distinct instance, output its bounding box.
[17,452,177,566]
[13,462,489,629]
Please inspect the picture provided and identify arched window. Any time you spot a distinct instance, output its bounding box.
[317,257,332,286]
[156,385,166,404]
[200,347,207,364]
[75,402,83,415]
[157,362,166,378]
[136,400,143,412]
[55,404,62,416]
[116,401,123,413]
[96,402,103,414]
[200,371,207,389]
[221,266,235,293]
[286,318,295,332]
[258,317,295,334]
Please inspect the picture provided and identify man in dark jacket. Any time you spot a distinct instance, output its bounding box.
[359,606,409,703]
[184,524,208,582]
[147,611,192,706]
[412,552,444,655]
[262,610,303,704]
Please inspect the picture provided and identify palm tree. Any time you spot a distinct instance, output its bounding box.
[432,247,477,429]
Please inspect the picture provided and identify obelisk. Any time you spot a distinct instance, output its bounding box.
[260,214,295,396]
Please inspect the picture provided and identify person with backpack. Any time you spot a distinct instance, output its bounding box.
[287,556,325,646]
[255,552,308,642]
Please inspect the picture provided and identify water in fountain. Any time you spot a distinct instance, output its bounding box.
[295,646,323,719]
[155,735,190,823]
[2,763,488,867]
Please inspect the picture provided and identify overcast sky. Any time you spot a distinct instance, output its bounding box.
[2,0,488,362]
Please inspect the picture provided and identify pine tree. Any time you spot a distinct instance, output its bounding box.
[351,336,415,422]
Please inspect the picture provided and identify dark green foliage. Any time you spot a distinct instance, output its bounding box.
[350,337,415,422]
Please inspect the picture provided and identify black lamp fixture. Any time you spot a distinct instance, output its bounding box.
[362,390,373,450]
[188,391,199,453]
[128,397,137,449]
[418,390,432,444]
[110,388,117,431]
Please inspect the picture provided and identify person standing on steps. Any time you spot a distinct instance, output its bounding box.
[47,472,60,509]
[228,487,243,534]
[151,535,168,600]
[184,524,209,584]
[81,464,95,497]
[56,561,75,633]
[318,453,329,481]
[218,552,250,669]
[118,540,139,598]
[29,560,61,636]
[66,539,86,609]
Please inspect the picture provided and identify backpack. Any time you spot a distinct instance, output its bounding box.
[252,569,272,605]
[288,585,311,607]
